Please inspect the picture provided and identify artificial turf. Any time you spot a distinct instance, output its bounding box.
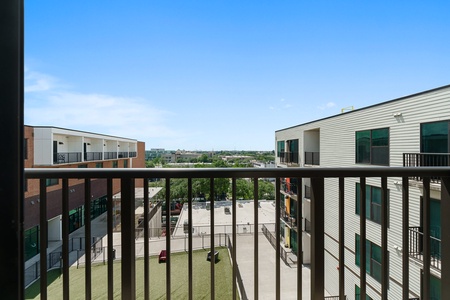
[25,248,238,299]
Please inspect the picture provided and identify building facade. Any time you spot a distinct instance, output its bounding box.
[275,85,450,299]
[24,126,145,261]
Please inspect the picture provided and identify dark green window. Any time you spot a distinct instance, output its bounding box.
[78,164,88,168]
[356,183,388,225]
[355,234,385,283]
[421,121,449,153]
[277,141,285,157]
[24,226,39,261]
[46,178,59,187]
[96,162,103,168]
[355,285,373,300]
[124,160,128,168]
[356,128,389,165]
[112,161,118,168]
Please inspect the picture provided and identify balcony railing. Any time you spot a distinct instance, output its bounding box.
[305,152,320,165]
[129,151,137,158]
[103,152,117,160]
[280,151,299,165]
[118,152,129,158]
[53,152,82,164]
[409,226,441,270]
[23,167,450,300]
[403,153,450,182]
[84,152,103,161]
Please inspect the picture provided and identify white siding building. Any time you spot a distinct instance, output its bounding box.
[275,85,450,299]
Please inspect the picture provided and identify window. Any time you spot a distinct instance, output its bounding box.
[356,128,389,165]
[112,161,118,168]
[96,162,103,168]
[124,160,128,168]
[277,141,285,157]
[421,121,449,153]
[46,178,59,187]
[355,285,373,300]
[78,164,88,168]
[355,234,385,283]
[355,183,388,225]
[24,226,39,261]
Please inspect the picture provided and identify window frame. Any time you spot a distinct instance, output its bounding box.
[355,128,389,166]
[277,141,285,157]
[355,234,385,283]
[355,183,389,226]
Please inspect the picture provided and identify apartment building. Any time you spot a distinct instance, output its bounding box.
[275,85,450,299]
[24,126,145,261]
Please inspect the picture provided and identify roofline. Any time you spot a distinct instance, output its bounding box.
[25,125,139,142]
[275,83,450,133]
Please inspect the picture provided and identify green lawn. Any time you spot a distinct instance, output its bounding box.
[26,248,238,299]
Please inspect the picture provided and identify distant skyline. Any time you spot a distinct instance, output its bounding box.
[25,1,450,150]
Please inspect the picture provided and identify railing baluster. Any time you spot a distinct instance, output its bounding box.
[62,178,70,300]
[188,178,193,300]
[402,176,409,300]
[360,177,367,299]
[121,177,136,299]
[85,178,92,300]
[442,177,450,299]
[144,178,150,300]
[210,178,215,300]
[311,177,324,299]
[232,178,237,300]
[275,178,281,300]
[39,179,48,300]
[423,177,431,299]
[107,178,114,300]
[253,177,259,300]
[381,177,388,299]
[339,177,345,300]
[297,177,303,300]
[165,178,171,300]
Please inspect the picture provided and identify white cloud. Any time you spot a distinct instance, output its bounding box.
[318,102,336,110]
[24,69,183,144]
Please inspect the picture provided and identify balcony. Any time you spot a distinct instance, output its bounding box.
[19,167,450,299]
[129,151,137,158]
[304,152,320,166]
[103,152,118,160]
[409,226,441,270]
[118,152,129,158]
[53,152,82,164]
[281,210,297,229]
[280,151,299,165]
[403,153,450,182]
[83,152,103,161]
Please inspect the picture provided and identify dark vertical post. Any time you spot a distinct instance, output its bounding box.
[107,178,114,300]
[0,0,24,298]
[165,178,171,300]
[441,177,450,300]
[39,179,48,300]
[188,178,193,300]
[423,178,430,300]
[311,177,324,299]
[275,178,281,300]
[144,179,149,300]
[210,178,215,300]
[121,178,136,299]
[402,177,409,300]
[339,177,345,300]
[85,179,92,300]
[297,177,302,300]
[232,178,237,300]
[360,178,367,298]
[253,178,259,300]
[381,177,388,299]
[62,179,70,300]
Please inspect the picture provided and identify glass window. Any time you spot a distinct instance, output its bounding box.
[112,161,118,168]
[355,234,384,283]
[24,226,39,261]
[277,141,285,157]
[78,164,88,168]
[355,285,373,300]
[356,128,389,165]
[46,178,59,187]
[96,162,103,168]
[356,183,388,225]
[421,121,449,153]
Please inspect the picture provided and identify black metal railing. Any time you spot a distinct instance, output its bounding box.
[305,151,320,165]
[409,226,441,270]
[280,151,299,164]
[53,152,82,164]
[118,152,129,158]
[84,152,103,161]
[23,167,450,300]
[129,151,137,158]
[403,153,450,182]
[103,152,117,160]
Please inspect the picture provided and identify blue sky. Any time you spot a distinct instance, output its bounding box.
[24,1,450,151]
